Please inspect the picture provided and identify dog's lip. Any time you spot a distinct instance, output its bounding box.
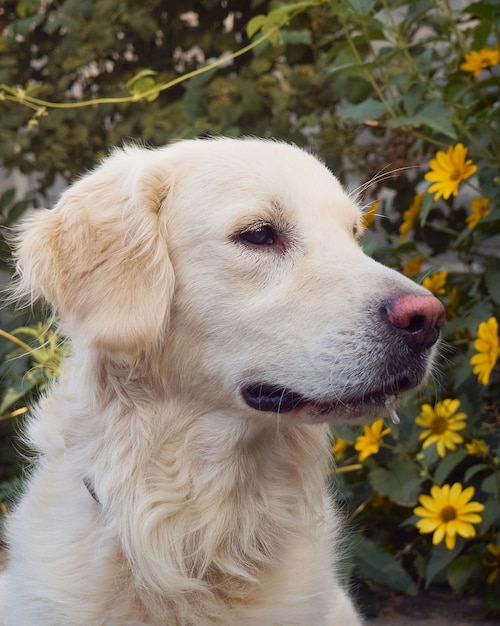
[242,384,305,413]
[241,375,416,414]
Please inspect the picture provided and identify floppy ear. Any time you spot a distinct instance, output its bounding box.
[14,146,175,358]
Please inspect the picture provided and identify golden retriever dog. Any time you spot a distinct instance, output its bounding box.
[0,138,444,625]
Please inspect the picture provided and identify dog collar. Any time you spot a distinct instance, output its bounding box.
[83,477,99,504]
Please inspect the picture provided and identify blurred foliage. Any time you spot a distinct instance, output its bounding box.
[1,0,500,617]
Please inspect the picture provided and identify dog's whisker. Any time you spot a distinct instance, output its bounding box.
[349,165,417,202]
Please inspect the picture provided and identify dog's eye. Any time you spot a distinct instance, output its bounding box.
[239,225,276,246]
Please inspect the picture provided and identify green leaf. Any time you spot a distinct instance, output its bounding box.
[416,47,433,77]
[418,192,435,226]
[447,554,481,594]
[12,12,44,36]
[369,455,423,505]
[434,448,468,486]
[425,540,464,587]
[281,29,312,46]
[346,0,376,16]
[482,471,500,495]
[0,476,24,502]
[0,376,39,414]
[16,0,39,19]
[125,69,158,88]
[403,84,426,117]
[247,2,319,40]
[5,198,29,224]
[484,258,500,306]
[418,99,457,139]
[404,0,436,29]
[247,15,267,39]
[126,70,159,101]
[464,1,494,19]
[464,463,490,483]
[338,98,388,122]
[479,499,500,533]
[133,78,158,101]
[387,99,457,139]
[0,187,16,211]
[478,207,500,224]
[472,17,493,49]
[356,538,418,595]
[326,50,367,75]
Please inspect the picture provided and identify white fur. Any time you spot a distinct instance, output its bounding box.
[1,138,438,625]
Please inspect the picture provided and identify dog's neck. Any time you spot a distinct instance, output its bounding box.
[59,351,333,617]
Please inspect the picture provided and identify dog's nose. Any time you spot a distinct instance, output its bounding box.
[384,293,445,350]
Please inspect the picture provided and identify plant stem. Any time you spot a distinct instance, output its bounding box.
[1,28,278,112]
[0,329,34,354]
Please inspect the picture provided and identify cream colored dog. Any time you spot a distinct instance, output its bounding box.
[1,138,444,625]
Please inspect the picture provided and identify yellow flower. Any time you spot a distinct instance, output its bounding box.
[363,199,381,228]
[332,437,350,459]
[402,255,426,278]
[470,317,499,385]
[416,399,467,458]
[446,285,460,319]
[465,438,489,458]
[424,144,477,200]
[414,482,484,550]
[466,197,490,228]
[354,419,390,462]
[399,193,423,242]
[422,270,448,295]
[484,543,500,584]
[460,47,500,76]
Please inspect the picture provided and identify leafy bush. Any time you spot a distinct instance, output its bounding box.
[1,0,499,617]
[249,0,500,615]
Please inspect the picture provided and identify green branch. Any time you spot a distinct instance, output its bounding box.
[0,28,278,113]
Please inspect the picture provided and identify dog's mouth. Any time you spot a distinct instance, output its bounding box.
[241,374,417,420]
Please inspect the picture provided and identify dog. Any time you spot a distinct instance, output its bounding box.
[0,138,444,625]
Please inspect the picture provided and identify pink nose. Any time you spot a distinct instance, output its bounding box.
[384,293,445,349]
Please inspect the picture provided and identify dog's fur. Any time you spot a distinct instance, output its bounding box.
[1,138,441,625]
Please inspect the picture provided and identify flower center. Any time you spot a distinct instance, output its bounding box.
[431,416,448,434]
[450,169,461,181]
[441,505,457,522]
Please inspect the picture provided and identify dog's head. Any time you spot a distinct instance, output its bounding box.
[13,138,444,424]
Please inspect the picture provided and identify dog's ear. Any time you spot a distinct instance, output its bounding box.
[14,147,175,358]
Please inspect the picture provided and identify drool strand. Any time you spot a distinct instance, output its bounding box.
[384,396,400,425]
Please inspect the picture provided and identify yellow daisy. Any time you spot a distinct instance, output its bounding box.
[363,199,381,228]
[416,399,467,458]
[465,438,489,458]
[424,144,477,200]
[422,270,448,295]
[402,255,426,278]
[484,543,500,585]
[332,437,350,459]
[460,47,500,76]
[445,285,460,319]
[354,419,390,462]
[399,193,423,242]
[466,197,490,228]
[414,482,484,550]
[470,317,499,385]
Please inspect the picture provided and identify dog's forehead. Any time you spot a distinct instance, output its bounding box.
[244,143,360,231]
[172,139,361,229]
